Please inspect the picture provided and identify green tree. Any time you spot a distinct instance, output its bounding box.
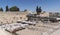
[38,7,42,13]
[6,5,9,11]
[24,9,27,12]
[9,6,19,11]
[36,6,39,13]
[36,6,42,15]
[0,8,3,11]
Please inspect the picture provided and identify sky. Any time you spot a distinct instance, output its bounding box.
[0,0,60,12]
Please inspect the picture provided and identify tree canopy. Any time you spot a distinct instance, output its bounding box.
[0,8,3,11]
[24,9,28,12]
[36,6,42,15]
[6,5,9,11]
[9,6,19,11]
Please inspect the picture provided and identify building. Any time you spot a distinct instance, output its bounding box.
[27,12,60,22]
[27,12,49,21]
[49,12,60,17]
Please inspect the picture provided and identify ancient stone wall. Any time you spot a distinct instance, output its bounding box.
[0,12,29,24]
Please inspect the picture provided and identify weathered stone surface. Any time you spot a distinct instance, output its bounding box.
[0,12,29,24]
